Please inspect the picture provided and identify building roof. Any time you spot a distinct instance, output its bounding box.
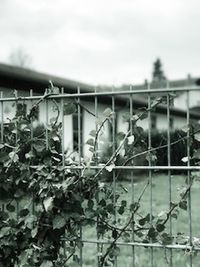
[117,75,199,91]
[0,62,94,93]
[0,62,199,120]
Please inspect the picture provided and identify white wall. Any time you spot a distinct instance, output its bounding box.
[0,90,198,157]
[174,90,200,110]
[82,100,111,157]
[37,100,73,151]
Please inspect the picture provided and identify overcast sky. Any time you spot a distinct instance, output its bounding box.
[0,0,200,86]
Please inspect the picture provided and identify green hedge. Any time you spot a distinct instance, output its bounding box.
[150,129,200,173]
[100,129,200,180]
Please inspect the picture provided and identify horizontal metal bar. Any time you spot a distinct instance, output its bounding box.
[1,86,200,102]
[48,165,200,171]
[65,238,200,251]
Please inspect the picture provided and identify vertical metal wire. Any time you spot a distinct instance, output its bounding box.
[147,82,153,266]
[94,87,101,266]
[112,89,117,267]
[15,90,18,142]
[15,91,19,219]
[61,88,65,166]
[0,92,4,143]
[61,88,67,264]
[129,85,135,266]
[30,89,35,219]
[30,90,34,141]
[77,86,83,266]
[45,89,49,150]
[186,90,193,267]
[167,84,173,266]
[0,92,4,213]
[61,88,65,177]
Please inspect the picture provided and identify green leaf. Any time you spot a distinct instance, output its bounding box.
[89,147,94,153]
[6,203,15,212]
[176,233,188,245]
[106,203,114,213]
[146,153,157,163]
[89,130,96,137]
[88,199,94,210]
[112,229,118,239]
[111,246,120,257]
[103,108,112,117]
[147,227,157,239]
[9,151,19,162]
[127,135,135,145]
[64,102,76,115]
[139,213,151,226]
[99,199,106,207]
[194,133,200,142]
[150,97,162,109]
[130,202,139,212]
[25,215,37,229]
[43,197,54,212]
[123,232,131,241]
[53,215,66,229]
[105,163,115,172]
[33,140,45,153]
[31,227,38,238]
[52,135,60,142]
[122,112,131,122]
[193,149,200,159]
[40,260,53,267]
[25,151,34,159]
[181,156,189,163]
[121,200,127,207]
[156,224,165,232]
[132,114,139,122]
[0,144,4,149]
[139,112,148,120]
[161,233,173,245]
[171,212,178,219]
[86,138,94,146]
[116,132,125,141]
[0,227,10,238]
[179,200,187,210]
[118,206,125,215]
[181,125,190,133]
[19,208,29,217]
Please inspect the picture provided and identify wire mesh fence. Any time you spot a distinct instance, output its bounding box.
[1,84,200,266]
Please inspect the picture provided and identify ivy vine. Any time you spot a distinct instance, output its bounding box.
[0,88,199,267]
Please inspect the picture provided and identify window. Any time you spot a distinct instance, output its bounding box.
[16,103,27,117]
[170,118,174,130]
[31,105,39,121]
[72,109,83,153]
[151,115,157,130]
[109,112,117,142]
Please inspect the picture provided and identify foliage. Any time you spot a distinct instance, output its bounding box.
[8,47,32,68]
[150,128,200,172]
[0,90,200,266]
[152,58,166,83]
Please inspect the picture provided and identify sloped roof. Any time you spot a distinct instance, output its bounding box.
[117,76,199,90]
[0,62,94,93]
[0,62,199,120]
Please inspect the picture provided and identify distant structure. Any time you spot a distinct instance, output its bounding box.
[0,62,199,155]
[152,58,166,83]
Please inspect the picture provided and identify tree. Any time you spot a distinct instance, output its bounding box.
[152,58,166,82]
[8,47,32,68]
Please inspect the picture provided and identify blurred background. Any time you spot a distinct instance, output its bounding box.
[0,0,200,86]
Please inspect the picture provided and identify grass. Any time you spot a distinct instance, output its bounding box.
[2,173,200,266]
[78,174,200,267]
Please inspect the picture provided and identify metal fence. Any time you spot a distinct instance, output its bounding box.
[1,85,200,266]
